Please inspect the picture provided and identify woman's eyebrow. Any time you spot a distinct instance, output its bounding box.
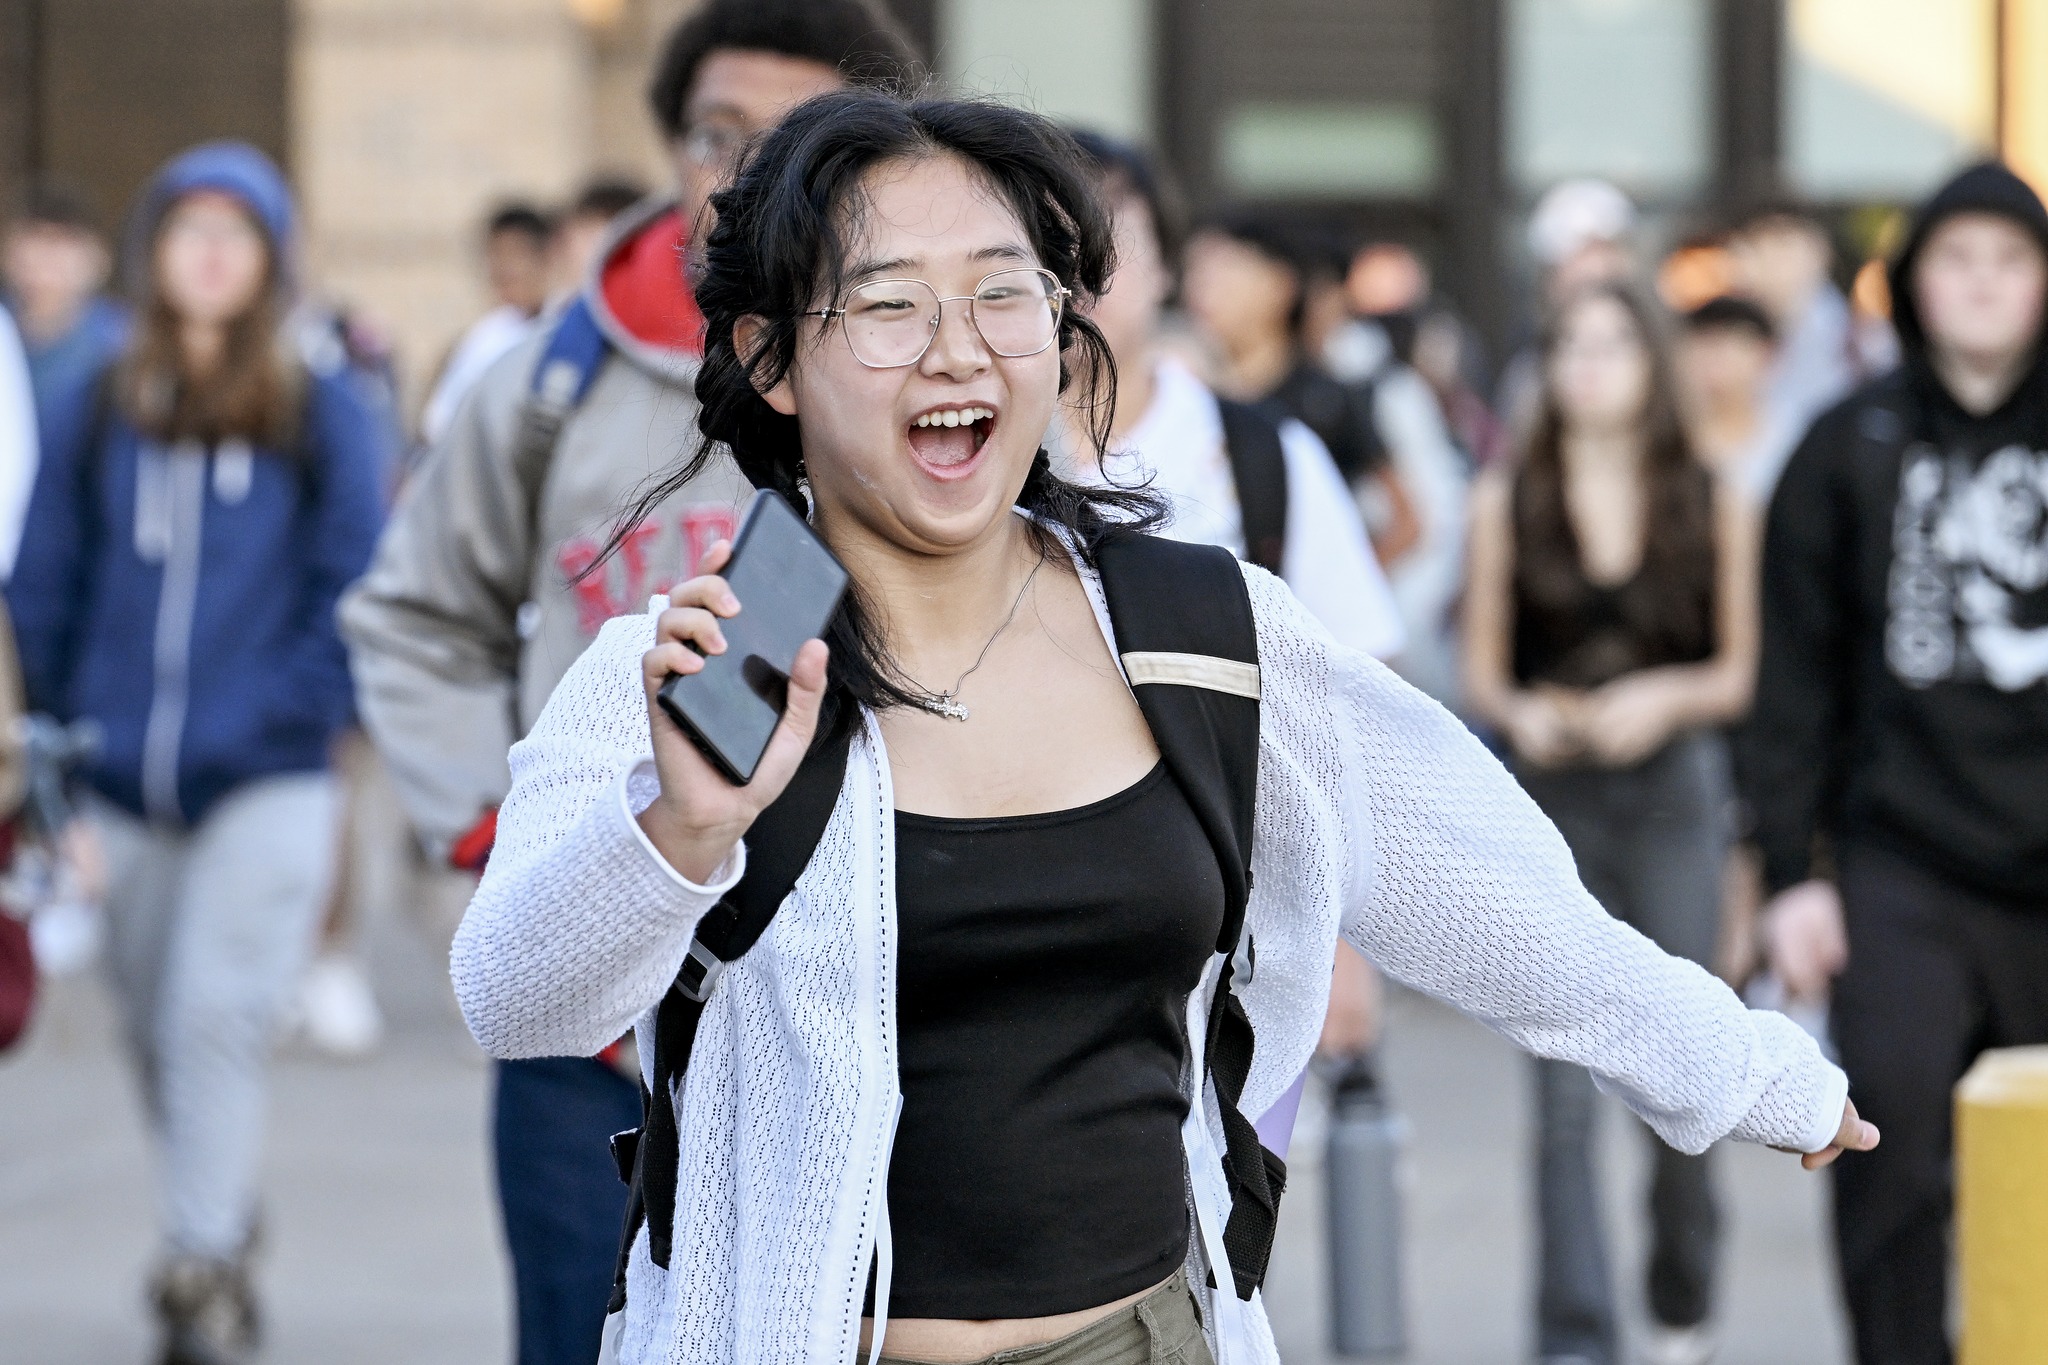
[847,255,918,280]
[845,243,1032,280]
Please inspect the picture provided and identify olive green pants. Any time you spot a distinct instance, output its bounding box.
[878,1272,1212,1365]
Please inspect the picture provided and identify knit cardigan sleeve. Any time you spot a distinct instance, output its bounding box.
[450,610,743,1060]
[1241,564,1848,1156]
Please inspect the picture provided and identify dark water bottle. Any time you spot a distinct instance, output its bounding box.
[1325,1054,1407,1359]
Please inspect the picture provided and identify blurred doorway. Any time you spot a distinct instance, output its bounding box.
[0,0,289,236]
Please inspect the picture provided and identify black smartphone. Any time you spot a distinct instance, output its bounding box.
[654,490,849,785]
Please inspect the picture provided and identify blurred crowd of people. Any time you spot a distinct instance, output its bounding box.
[1,2,2043,1365]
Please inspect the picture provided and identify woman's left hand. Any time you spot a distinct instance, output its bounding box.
[636,540,831,883]
[1577,674,1678,767]
[1789,1099,1880,1170]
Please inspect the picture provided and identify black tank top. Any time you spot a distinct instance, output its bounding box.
[1511,462,1718,688]
[879,761,1225,1319]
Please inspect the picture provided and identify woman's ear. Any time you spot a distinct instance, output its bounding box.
[734,316,799,417]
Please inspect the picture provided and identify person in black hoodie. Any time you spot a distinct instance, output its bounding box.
[1745,161,2048,1365]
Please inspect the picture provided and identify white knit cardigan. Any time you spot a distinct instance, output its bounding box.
[452,553,1848,1365]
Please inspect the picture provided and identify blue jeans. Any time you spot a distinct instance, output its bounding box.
[494,1056,642,1365]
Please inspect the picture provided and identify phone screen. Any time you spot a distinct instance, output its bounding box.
[655,491,849,784]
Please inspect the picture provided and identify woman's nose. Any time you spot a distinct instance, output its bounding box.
[920,298,992,378]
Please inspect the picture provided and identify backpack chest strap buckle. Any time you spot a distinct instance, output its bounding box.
[675,937,726,1002]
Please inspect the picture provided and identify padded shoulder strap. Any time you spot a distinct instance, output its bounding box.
[1095,531,1259,951]
[1095,531,1282,1302]
[512,295,612,547]
[1215,399,1289,575]
[681,721,854,978]
[635,722,853,1272]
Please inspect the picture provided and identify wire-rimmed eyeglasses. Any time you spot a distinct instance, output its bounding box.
[802,267,1070,369]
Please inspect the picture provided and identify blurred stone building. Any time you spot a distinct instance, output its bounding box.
[3,0,2044,402]
[0,0,693,404]
[913,0,2044,356]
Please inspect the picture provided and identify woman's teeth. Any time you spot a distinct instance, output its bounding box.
[911,407,995,428]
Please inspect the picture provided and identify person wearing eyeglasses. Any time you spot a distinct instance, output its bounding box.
[337,5,919,1365]
[452,89,1874,1365]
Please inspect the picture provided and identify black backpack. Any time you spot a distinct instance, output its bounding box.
[1217,398,1288,576]
[606,530,1283,1312]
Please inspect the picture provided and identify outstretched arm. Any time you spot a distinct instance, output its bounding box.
[1247,566,1872,1160]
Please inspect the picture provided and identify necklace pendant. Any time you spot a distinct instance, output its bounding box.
[931,697,971,722]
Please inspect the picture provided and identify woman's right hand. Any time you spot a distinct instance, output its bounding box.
[1500,690,1582,769]
[635,541,831,884]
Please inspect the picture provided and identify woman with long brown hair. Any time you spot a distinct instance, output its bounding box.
[1463,282,1759,1365]
[8,141,387,1365]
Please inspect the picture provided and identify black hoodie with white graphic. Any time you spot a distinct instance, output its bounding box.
[1745,162,2048,904]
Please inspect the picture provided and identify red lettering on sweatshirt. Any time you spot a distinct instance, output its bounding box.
[555,539,621,637]
[681,506,738,577]
[615,519,663,606]
[552,504,741,637]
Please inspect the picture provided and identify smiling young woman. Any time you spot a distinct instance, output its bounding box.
[449,91,1873,1365]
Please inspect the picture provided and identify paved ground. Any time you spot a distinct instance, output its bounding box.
[1266,989,1850,1365]
[2,901,1850,1365]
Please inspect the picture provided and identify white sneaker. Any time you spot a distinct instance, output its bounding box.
[1639,1323,1715,1365]
[298,953,384,1058]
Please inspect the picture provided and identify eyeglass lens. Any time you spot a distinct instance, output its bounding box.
[684,121,748,171]
[840,268,1062,367]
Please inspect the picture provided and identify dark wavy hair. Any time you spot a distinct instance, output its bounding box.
[1513,282,1717,675]
[645,0,921,142]
[609,88,1165,720]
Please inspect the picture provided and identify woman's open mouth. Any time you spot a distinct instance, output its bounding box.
[906,405,997,482]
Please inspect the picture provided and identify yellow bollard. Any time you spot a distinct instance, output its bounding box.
[1957,1045,2048,1365]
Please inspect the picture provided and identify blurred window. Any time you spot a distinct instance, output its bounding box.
[1506,0,1713,198]
[1785,0,1996,199]
[1218,103,1439,198]
[2008,0,2048,192]
[939,0,1154,142]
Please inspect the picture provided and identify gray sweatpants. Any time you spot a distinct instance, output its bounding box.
[92,772,338,1258]
[1513,732,1733,1362]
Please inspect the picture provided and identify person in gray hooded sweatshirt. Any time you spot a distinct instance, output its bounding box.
[338,6,918,1365]
[1745,161,2048,1365]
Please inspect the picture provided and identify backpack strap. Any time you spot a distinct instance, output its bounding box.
[1094,531,1282,1301]
[512,295,611,550]
[1216,399,1289,575]
[608,720,854,1307]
